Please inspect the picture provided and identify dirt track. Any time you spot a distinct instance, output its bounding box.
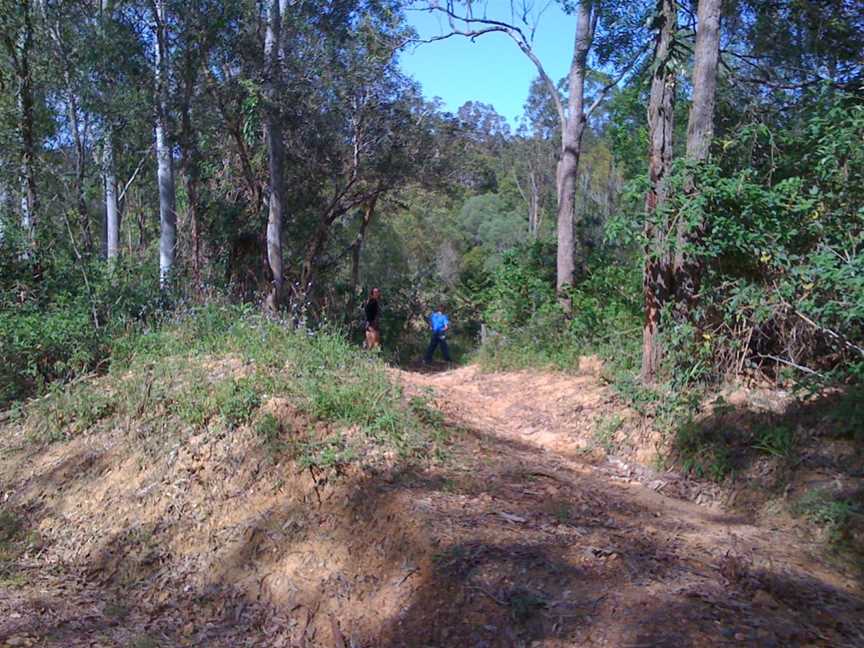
[0,363,862,647]
[388,364,864,647]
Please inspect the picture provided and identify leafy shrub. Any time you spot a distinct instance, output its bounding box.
[17,305,449,472]
[0,254,163,408]
[752,423,795,458]
[660,92,864,385]
[476,243,642,372]
[673,418,733,482]
[793,488,860,544]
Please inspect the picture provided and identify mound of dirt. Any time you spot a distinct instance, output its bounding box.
[0,362,862,647]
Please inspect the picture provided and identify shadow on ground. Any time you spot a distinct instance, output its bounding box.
[1,398,863,647]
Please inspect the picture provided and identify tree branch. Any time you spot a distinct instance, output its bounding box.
[412,4,566,130]
[585,47,650,118]
[118,146,154,205]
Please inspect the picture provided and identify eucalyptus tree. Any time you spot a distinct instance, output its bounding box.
[263,0,286,311]
[414,0,651,307]
[99,0,119,260]
[672,0,721,311]
[0,0,39,247]
[43,1,94,253]
[151,0,176,286]
[640,0,679,382]
[294,7,420,304]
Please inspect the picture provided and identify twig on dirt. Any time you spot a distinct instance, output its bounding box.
[329,613,347,648]
[469,584,507,606]
[395,567,418,586]
[585,593,608,611]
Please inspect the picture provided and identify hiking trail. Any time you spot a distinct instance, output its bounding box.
[0,361,861,647]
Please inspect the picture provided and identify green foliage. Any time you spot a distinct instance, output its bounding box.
[506,588,547,624]
[0,509,21,545]
[15,305,449,472]
[215,377,263,430]
[0,254,162,408]
[793,488,860,544]
[657,92,864,384]
[26,382,115,443]
[752,423,795,458]
[477,243,642,372]
[255,413,288,457]
[594,414,623,452]
[829,388,864,441]
[673,419,733,482]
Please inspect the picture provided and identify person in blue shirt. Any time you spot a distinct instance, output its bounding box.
[424,303,452,363]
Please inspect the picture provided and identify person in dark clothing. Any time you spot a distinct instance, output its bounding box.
[364,287,381,349]
[424,303,451,363]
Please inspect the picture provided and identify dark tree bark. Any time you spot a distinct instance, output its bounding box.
[348,195,378,317]
[641,0,678,383]
[203,66,263,210]
[674,0,722,309]
[179,51,204,292]
[66,90,94,255]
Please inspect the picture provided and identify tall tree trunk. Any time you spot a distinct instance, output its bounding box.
[555,1,594,307]
[179,54,203,292]
[100,1,119,261]
[72,112,94,255]
[0,181,7,244]
[18,0,38,247]
[104,137,119,259]
[0,172,9,242]
[348,196,377,317]
[53,44,94,255]
[674,0,722,309]
[263,0,285,312]
[153,0,176,287]
[641,0,678,384]
[300,217,332,302]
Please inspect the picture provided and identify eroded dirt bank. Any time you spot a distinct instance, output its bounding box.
[0,363,862,647]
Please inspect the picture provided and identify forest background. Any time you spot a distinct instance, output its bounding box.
[0,0,861,453]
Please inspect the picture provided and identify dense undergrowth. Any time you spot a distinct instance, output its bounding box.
[462,96,864,552]
[8,303,448,470]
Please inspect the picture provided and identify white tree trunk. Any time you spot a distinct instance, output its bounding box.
[104,138,119,259]
[154,0,176,286]
[263,0,285,311]
[101,0,119,260]
[0,176,7,243]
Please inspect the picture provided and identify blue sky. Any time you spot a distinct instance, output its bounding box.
[399,5,576,126]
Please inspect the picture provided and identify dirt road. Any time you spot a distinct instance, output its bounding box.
[384,364,864,647]
[0,363,862,647]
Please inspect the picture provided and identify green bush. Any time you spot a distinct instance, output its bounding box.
[793,488,860,544]
[0,254,162,408]
[476,243,642,372]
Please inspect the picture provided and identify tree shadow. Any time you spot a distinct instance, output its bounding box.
[1,409,863,646]
[670,387,864,497]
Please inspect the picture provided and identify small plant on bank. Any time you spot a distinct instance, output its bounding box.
[752,423,796,458]
[674,419,734,482]
[793,488,860,545]
[593,414,623,453]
